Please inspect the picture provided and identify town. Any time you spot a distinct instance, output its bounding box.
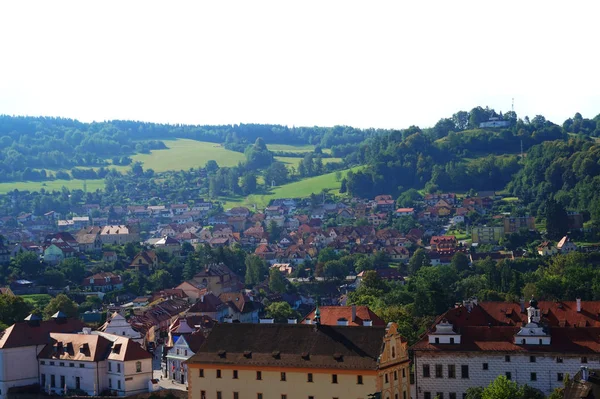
[0,185,599,399]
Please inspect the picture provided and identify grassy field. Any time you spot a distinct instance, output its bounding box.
[20,294,53,309]
[130,139,245,172]
[275,156,344,170]
[267,144,315,153]
[0,179,105,194]
[222,166,362,209]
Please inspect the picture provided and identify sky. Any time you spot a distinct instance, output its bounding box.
[1,1,599,130]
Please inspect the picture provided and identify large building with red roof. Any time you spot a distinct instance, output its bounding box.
[411,298,600,398]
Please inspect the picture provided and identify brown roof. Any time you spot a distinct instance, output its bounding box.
[187,323,386,371]
[188,294,227,313]
[302,306,386,327]
[38,333,112,362]
[0,318,85,349]
[107,335,153,361]
[183,331,206,353]
[411,301,600,354]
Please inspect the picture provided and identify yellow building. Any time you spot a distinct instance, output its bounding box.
[187,322,409,399]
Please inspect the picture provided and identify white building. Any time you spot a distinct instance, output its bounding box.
[0,313,85,399]
[411,298,599,399]
[101,312,143,344]
[165,329,205,385]
[38,330,152,396]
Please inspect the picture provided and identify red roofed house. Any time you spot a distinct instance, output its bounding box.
[301,305,386,327]
[82,272,123,292]
[429,235,457,253]
[411,298,600,398]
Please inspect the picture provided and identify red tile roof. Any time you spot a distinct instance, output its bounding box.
[301,306,386,327]
[0,318,85,349]
[412,301,600,354]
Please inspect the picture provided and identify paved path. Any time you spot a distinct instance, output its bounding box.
[152,344,187,392]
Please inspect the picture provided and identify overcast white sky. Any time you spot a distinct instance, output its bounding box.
[0,1,599,130]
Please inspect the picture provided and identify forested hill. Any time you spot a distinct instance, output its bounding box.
[0,115,389,182]
[345,110,600,199]
[508,138,600,219]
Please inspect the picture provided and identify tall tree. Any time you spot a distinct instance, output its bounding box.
[43,294,78,319]
[544,198,569,240]
[268,268,287,293]
[408,248,430,275]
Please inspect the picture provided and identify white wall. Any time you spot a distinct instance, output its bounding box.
[39,360,100,396]
[0,346,42,399]
[414,352,588,398]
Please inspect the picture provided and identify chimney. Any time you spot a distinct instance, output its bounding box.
[259,318,274,324]
[82,327,92,335]
[200,295,204,303]
[287,318,297,324]
[351,305,357,322]
[519,298,525,313]
[577,298,582,313]
[363,319,373,327]
[582,366,589,382]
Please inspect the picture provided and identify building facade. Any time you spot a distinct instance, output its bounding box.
[186,322,410,399]
[471,226,504,244]
[411,298,600,399]
[38,330,152,397]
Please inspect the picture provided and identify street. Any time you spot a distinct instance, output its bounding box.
[152,344,187,391]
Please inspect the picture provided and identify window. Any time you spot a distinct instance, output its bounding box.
[257,395,263,399]
[217,392,222,399]
[307,373,313,382]
[234,393,239,399]
[357,375,363,385]
[308,397,314,399]
[256,371,262,380]
[51,375,56,388]
[117,380,121,390]
[108,378,112,388]
[506,372,512,380]
[450,394,457,399]
[109,362,112,371]
[385,373,389,383]
[448,364,456,379]
[403,369,406,378]
[435,337,439,344]
[461,365,469,379]
[50,361,55,366]
[281,372,287,381]
[69,363,74,368]
[217,369,222,378]
[505,355,511,362]
[185,350,188,356]
[332,374,338,384]
[79,364,84,368]
[136,361,142,372]
[450,337,455,344]
[435,364,443,378]
[437,393,444,399]
[201,391,206,399]
[117,363,121,373]
[176,349,179,355]
[41,374,46,388]
[394,370,398,380]
[423,364,431,378]
[530,356,536,363]
[60,362,65,367]
[404,393,407,399]
[41,361,46,365]
[582,357,588,363]
[233,370,238,379]
[60,376,65,388]
[483,363,488,370]
[424,393,432,399]
[558,373,564,382]
[531,372,537,381]
[557,357,563,363]
[282,396,287,399]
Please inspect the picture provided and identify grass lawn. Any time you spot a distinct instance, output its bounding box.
[20,294,53,309]
[267,144,315,153]
[222,166,362,209]
[275,156,344,170]
[0,179,105,194]
[447,229,470,240]
[130,139,245,172]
